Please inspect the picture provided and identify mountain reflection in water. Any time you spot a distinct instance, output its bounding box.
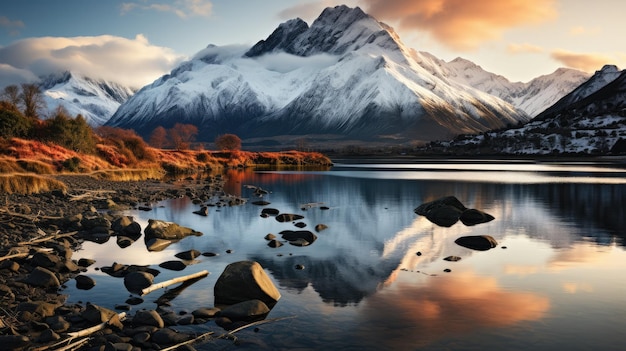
[65,160,626,350]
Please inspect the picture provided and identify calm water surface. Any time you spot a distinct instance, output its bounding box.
[65,159,626,350]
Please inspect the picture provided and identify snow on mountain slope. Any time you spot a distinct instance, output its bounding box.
[431,67,626,155]
[438,57,590,117]
[107,5,529,145]
[40,71,136,126]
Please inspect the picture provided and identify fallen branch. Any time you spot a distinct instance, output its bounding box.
[17,231,78,246]
[0,207,63,221]
[65,312,126,339]
[223,315,297,336]
[141,270,209,296]
[0,252,29,262]
[159,331,215,351]
[31,336,90,351]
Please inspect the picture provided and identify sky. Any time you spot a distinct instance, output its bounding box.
[0,0,625,88]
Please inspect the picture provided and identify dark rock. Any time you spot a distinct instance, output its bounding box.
[192,307,220,318]
[455,235,498,251]
[315,224,328,232]
[175,249,201,260]
[252,200,271,206]
[111,216,142,236]
[151,327,192,345]
[75,274,96,290]
[414,196,467,216]
[219,299,270,322]
[0,284,15,301]
[0,260,19,272]
[294,222,307,228]
[443,268,452,273]
[214,261,281,307]
[77,258,96,267]
[275,213,304,222]
[295,264,305,270]
[82,303,124,330]
[31,251,61,269]
[115,304,131,311]
[280,230,317,244]
[123,271,154,294]
[288,238,310,247]
[158,260,187,271]
[320,206,330,210]
[23,266,60,288]
[45,315,70,333]
[267,239,283,248]
[264,233,276,240]
[17,301,58,320]
[426,205,463,227]
[202,252,219,257]
[214,316,233,330]
[116,236,135,248]
[193,206,209,216]
[36,328,60,343]
[133,310,164,328]
[460,208,495,226]
[261,208,280,216]
[177,314,194,325]
[126,297,144,305]
[443,256,462,262]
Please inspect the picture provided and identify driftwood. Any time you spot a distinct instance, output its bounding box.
[159,331,215,351]
[69,190,116,202]
[141,270,209,296]
[17,231,78,246]
[65,312,127,339]
[0,207,63,221]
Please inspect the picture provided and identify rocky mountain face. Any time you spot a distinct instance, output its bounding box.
[40,71,136,126]
[106,5,530,146]
[429,65,626,155]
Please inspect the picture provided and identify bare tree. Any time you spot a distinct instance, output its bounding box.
[1,85,20,109]
[20,83,46,118]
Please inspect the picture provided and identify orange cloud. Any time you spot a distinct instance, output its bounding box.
[358,271,550,348]
[550,49,613,72]
[507,42,544,54]
[362,0,557,50]
[569,26,601,36]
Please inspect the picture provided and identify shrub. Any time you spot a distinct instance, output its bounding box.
[41,110,97,153]
[96,126,155,164]
[62,156,82,172]
[0,104,32,138]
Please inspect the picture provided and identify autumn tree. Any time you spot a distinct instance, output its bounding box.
[96,126,154,162]
[20,83,46,119]
[149,126,168,148]
[169,123,198,150]
[215,133,242,151]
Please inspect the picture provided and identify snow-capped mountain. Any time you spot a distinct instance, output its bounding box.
[40,71,136,126]
[429,66,626,155]
[107,5,529,145]
[421,56,590,117]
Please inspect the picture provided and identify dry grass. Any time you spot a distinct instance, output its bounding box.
[0,173,67,194]
[89,168,165,181]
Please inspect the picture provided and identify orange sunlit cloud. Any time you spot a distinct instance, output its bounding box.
[569,26,601,37]
[550,49,613,72]
[507,42,544,54]
[362,0,557,50]
[358,271,550,349]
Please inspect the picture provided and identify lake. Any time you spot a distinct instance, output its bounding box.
[65,159,626,350]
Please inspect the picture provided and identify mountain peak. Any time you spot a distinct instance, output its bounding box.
[598,64,619,74]
[246,5,401,57]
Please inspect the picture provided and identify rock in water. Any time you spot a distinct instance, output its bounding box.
[460,208,495,226]
[219,299,270,322]
[214,261,281,307]
[454,235,498,251]
[123,271,154,294]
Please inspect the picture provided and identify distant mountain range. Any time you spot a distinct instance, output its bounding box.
[29,5,619,152]
[39,71,136,126]
[431,65,626,155]
[103,5,587,146]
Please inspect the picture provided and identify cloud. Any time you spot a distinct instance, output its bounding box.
[550,49,614,72]
[121,0,212,18]
[507,43,544,54]
[255,52,338,73]
[569,26,601,37]
[0,34,185,88]
[361,0,558,50]
[0,15,25,36]
[357,271,550,349]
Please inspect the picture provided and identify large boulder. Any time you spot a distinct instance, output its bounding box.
[460,209,495,226]
[280,230,317,245]
[23,267,60,288]
[214,261,281,307]
[123,271,154,294]
[414,196,467,227]
[455,235,498,251]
